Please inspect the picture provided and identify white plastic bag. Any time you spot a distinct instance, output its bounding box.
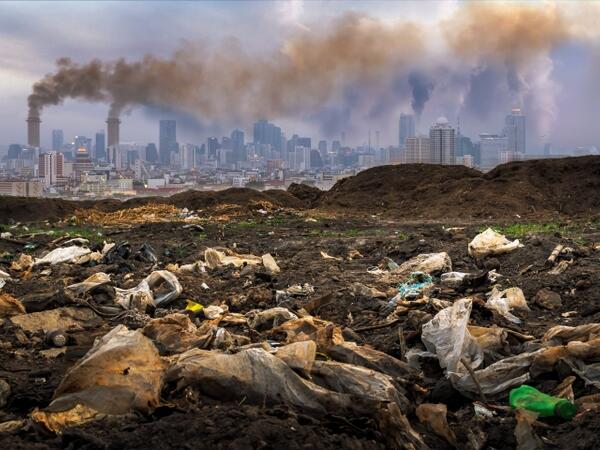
[421,298,484,379]
[34,246,92,266]
[468,228,522,259]
[485,287,529,324]
[115,270,182,311]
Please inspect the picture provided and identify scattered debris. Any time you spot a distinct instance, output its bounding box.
[468,228,523,259]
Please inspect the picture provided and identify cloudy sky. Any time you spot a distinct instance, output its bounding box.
[1,1,599,152]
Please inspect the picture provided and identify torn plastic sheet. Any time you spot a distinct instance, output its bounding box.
[485,287,530,324]
[65,273,111,296]
[393,252,452,277]
[34,246,92,266]
[31,325,165,432]
[165,347,380,418]
[468,228,523,259]
[115,270,182,312]
[421,298,484,378]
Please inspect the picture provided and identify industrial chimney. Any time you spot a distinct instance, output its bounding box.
[106,117,120,147]
[27,115,41,148]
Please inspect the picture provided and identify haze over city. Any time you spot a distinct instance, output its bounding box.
[1,1,600,152]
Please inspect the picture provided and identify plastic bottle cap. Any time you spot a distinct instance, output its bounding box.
[555,400,577,420]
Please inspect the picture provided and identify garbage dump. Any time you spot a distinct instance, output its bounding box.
[3,180,600,449]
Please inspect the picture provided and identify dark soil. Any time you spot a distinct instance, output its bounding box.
[319,156,600,219]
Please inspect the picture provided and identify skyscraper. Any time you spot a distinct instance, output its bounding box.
[231,129,245,162]
[207,137,220,159]
[145,143,158,163]
[399,113,415,149]
[253,119,282,153]
[95,131,106,161]
[503,108,526,154]
[429,117,455,165]
[159,120,177,166]
[479,134,507,170]
[405,136,431,163]
[52,129,64,152]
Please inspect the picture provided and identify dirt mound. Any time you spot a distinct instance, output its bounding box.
[320,156,600,219]
[287,183,324,208]
[0,188,304,223]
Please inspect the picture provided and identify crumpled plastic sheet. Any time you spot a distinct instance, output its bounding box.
[34,246,92,266]
[115,270,182,312]
[485,287,530,324]
[468,228,523,259]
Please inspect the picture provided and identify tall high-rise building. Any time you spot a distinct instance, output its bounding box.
[503,108,526,154]
[318,140,327,156]
[95,131,106,161]
[479,134,507,170]
[253,119,282,153]
[399,113,415,149]
[52,130,64,151]
[207,137,220,159]
[145,143,158,163]
[231,129,245,162]
[405,136,431,164]
[429,117,455,165]
[39,152,64,186]
[159,120,177,166]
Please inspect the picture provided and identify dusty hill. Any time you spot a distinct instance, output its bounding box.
[2,156,600,222]
[318,156,600,219]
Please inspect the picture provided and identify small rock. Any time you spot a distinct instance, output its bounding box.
[0,379,10,408]
[534,288,562,310]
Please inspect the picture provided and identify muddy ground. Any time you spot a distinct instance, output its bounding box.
[0,203,599,449]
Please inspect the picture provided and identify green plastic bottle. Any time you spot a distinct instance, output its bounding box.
[509,385,577,420]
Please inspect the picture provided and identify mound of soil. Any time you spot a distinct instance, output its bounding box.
[320,156,600,219]
[0,188,304,223]
[287,183,324,208]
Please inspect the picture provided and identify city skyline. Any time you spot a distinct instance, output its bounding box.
[2,1,600,152]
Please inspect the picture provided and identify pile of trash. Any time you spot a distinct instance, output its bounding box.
[75,204,202,226]
[0,219,599,449]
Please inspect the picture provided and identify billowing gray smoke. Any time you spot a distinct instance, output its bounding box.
[408,71,434,117]
[27,4,599,139]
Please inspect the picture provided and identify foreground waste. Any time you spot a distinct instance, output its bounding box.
[1,202,600,449]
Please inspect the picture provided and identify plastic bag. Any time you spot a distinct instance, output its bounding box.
[468,228,523,259]
[65,273,111,296]
[393,252,452,276]
[115,270,182,312]
[32,325,164,432]
[165,347,377,417]
[421,298,484,379]
[486,287,530,324]
[34,246,92,266]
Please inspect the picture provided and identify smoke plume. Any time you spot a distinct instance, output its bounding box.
[28,13,423,122]
[408,71,434,117]
[27,4,600,142]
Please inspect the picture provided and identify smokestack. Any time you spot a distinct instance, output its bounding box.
[27,115,41,148]
[106,117,120,147]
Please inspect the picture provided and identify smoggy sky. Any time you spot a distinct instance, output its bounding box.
[1,0,599,152]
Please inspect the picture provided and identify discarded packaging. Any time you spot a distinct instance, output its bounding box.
[247,307,298,331]
[31,325,165,432]
[485,287,530,324]
[468,228,522,259]
[393,252,452,277]
[34,246,92,266]
[115,270,182,312]
[510,384,576,420]
[261,253,281,274]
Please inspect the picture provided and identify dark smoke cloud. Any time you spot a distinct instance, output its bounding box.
[28,58,107,116]
[27,13,423,123]
[408,71,434,117]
